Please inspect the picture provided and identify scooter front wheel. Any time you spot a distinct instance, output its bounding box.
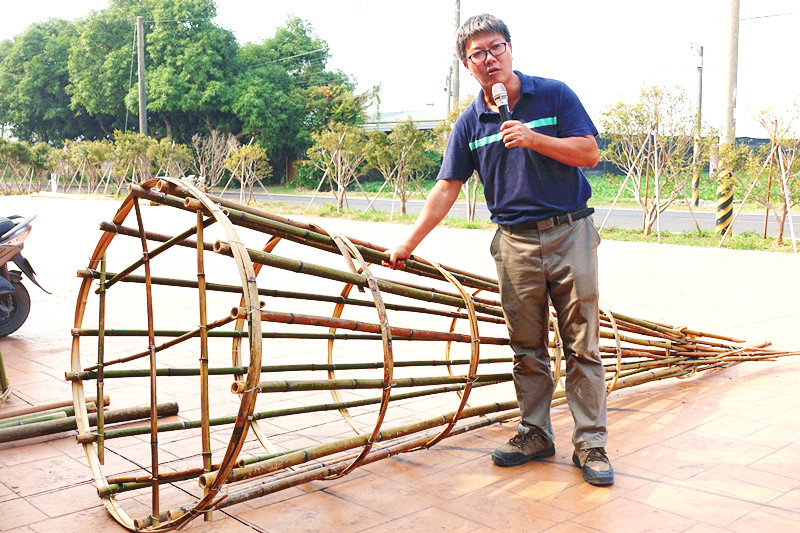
[0,279,31,336]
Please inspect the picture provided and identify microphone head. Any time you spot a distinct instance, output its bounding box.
[491,83,509,107]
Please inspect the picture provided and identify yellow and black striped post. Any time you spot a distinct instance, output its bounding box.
[692,172,701,207]
[715,168,734,235]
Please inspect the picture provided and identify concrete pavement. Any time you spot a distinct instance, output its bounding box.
[0,193,799,532]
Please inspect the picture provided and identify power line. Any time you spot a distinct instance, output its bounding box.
[741,12,794,21]
[243,47,327,70]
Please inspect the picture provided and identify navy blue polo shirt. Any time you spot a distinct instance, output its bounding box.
[438,71,598,226]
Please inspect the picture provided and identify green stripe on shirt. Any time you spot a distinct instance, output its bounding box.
[468,116,558,150]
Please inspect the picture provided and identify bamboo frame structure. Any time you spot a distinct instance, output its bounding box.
[68,178,797,531]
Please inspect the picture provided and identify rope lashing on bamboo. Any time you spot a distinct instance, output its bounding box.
[66,177,797,532]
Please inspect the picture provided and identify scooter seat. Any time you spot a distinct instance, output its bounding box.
[0,218,13,237]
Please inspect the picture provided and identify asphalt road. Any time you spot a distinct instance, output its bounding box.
[221,191,800,238]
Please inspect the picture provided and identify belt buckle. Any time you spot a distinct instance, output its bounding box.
[537,217,556,231]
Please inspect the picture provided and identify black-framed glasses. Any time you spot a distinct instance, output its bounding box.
[466,42,508,64]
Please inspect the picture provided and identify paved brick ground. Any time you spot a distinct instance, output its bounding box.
[1,193,799,532]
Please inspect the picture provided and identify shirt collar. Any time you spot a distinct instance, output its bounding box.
[477,71,535,119]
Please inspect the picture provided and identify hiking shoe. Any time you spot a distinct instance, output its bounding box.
[491,428,555,467]
[572,447,614,486]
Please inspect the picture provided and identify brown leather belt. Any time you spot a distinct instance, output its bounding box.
[501,206,595,232]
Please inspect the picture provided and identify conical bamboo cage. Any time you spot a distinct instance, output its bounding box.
[68,177,793,531]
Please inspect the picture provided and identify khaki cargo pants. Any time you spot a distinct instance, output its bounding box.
[490,216,607,449]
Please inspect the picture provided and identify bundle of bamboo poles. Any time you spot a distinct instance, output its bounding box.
[67,177,795,532]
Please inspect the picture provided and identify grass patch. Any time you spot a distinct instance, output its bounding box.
[250,200,495,230]
[254,201,796,253]
[599,227,796,252]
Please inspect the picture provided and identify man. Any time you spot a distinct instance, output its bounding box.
[385,13,613,486]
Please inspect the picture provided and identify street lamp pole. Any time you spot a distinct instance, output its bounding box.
[691,44,703,207]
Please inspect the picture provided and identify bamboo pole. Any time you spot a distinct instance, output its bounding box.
[0,401,97,426]
[77,268,507,325]
[0,395,109,421]
[132,197,161,524]
[97,255,106,463]
[138,183,499,292]
[234,374,511,394]
[199,399,520,489]
[101,215,215,293]
[94,381,497,441]
[68,357,513,381]
[98,222,213,252]
[0,411,68,428]
[195,210,213,521]
[240,307,508,346]
[0,402,178,443]
[214,241,504,318]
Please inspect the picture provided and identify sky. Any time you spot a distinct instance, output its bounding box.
[1,0,798,138]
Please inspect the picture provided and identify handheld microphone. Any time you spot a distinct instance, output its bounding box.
[491,83,511,123]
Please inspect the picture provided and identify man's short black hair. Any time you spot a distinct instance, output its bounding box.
[455,14,512,62]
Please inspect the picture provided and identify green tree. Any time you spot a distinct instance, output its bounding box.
[63,139,114,193]
[113,130,154,186]
[225,142,271,204]
[67,0,147,137]
[148,137,192,178]
[230,57,302,180]
[232,16,369,182]
[0,139,53,193]
[725,108,800,246]
[0,19,102,143]
[307,122,368,211]
[429,99,479,219]
[191,129,235,191]
[365,118,431,216]
[131,0,239,141]
[600,86,702,235]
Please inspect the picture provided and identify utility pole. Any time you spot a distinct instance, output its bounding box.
[136,16,148,136]
[446,66,452,116]
[452,0,460,110]
[715,0,739,236]
[691,44,703,207]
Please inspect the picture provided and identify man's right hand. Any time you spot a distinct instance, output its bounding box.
[383,245,412,270]
[381,179,462,271]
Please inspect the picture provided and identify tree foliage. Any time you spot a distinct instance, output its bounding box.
[365,118,432,216]
[0,4,373,186]
[0,19,103,143]
[600,86,709,235]
[67,0,147,136]
[225,142,271,203]
[191,129,235,190]
[724,107,800,245]
[307,122,368,211]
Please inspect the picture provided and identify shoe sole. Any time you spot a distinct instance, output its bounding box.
[491,444,555,467]
[572,453,614,486]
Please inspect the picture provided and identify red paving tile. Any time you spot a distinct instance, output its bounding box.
[1,194,799,532]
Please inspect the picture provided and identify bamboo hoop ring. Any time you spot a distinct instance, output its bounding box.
[549,308,565,392]
[410,256,480,449]
[310,223,374,435]
[70,178,263,531]
[230,234,282,456]
[320,231,394,478]
[443,288,483,401]
[600,306,623,393]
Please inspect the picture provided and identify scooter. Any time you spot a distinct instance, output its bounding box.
[0,215,48,336]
